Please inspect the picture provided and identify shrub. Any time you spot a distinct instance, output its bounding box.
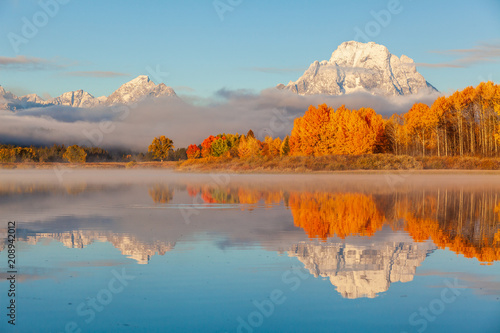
[125,161,137,169]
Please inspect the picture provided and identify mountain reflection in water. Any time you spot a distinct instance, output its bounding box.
[1,171,499,301]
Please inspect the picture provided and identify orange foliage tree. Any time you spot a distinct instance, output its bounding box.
[289,104,332,156]
[405,103,441,157]
[290,104,385,156]
[186,144,201,159]
[201,135,217,157]
[264,136,282,157]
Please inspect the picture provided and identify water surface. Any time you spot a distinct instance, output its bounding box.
[1,170,499,332]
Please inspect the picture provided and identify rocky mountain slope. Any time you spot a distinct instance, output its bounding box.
[106,75,176,105]
[0,75,177,111]
[49,90,106,108]
[277,41,437,97]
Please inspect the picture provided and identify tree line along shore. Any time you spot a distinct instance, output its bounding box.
[1,82,500,171]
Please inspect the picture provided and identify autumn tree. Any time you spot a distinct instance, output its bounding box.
[63,145,87,163]
[0,148,16,163]
[330,106,384,154]
[186,144,201,159]
[238,134,261,159]
[264,136,282,157]
[385,114,410,155]
[211,137,230,157]
[148,136,174,162]
[290,104,385,156]
[474,81,500,155]
[446,87,476,156]
[289,116,304,155]
[405,103,440,157]
[201,135,216,157]
[225,133,241,157]
[15,147,36,162]
[290,104,332,156]
[359,107,386,153]
[430,96,450,156]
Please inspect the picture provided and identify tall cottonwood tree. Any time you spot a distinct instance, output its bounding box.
[397,82,500,157]
[148,136,174,162]
[405,103,440,157]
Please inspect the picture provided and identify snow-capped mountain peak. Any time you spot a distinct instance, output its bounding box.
[49,89,101,108]
[19,93,44,104]
[278,41,437,97]
[105,75,177,105]
[128,75,151,84]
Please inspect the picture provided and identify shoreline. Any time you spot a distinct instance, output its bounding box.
[3,154,500,173]
[1,162,500,175]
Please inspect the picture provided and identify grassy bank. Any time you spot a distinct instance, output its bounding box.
[177,154,420,172]
[177,155,500,172]
[1,155,500,172]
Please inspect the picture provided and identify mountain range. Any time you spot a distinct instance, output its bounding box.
[277,41,437,97]
[1,41,438,111]
[0,75,177,111]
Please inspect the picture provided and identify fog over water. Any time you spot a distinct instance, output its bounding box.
[2,169,499,251]
[2,168,499,186]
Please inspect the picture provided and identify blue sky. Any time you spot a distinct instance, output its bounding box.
[0,0,499,99]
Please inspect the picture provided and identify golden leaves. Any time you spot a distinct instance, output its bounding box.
[289,104,385,156]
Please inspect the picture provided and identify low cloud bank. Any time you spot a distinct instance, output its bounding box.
[0,89,439,151]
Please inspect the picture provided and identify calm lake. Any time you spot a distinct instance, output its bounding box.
[1,170,499,333]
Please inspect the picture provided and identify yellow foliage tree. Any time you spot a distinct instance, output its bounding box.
[63,145,87,163]
[148,136,174,162]
[16,147,36,162]
[238,135,261,159]
[405,103,440,156]
[264,136,282,157]
[0,148,16,162]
